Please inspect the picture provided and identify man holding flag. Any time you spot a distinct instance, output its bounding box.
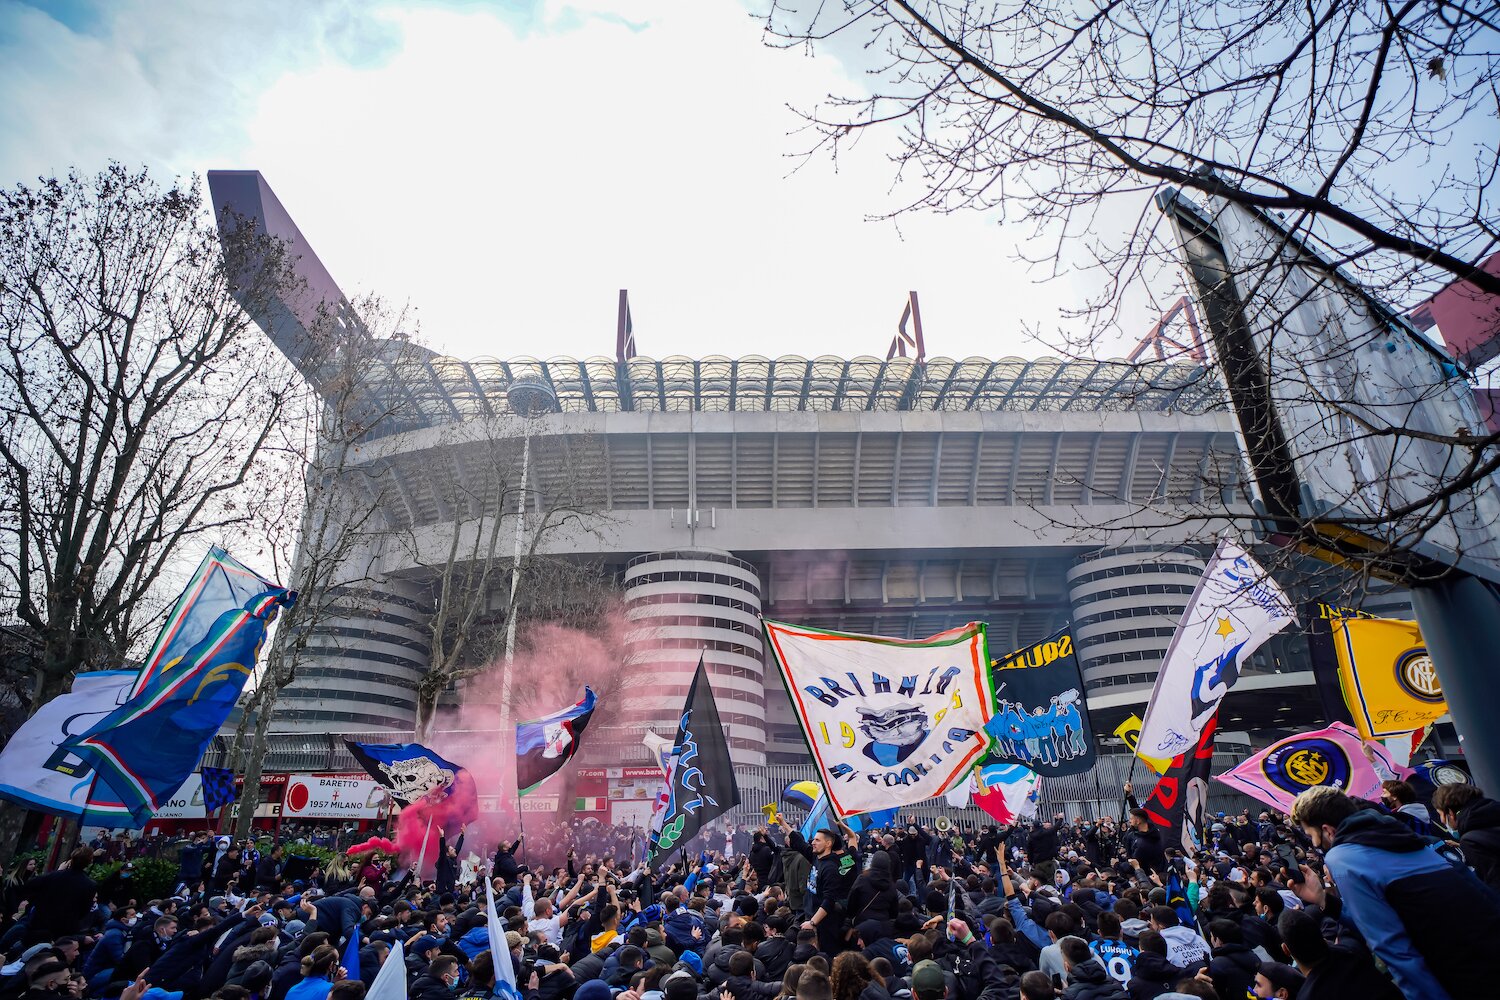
[773,812,857,955]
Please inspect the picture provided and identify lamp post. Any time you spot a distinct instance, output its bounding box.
[498,376,556,823]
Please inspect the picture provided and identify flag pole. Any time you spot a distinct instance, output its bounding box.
[517,803,527,869]
[417,812,435,885]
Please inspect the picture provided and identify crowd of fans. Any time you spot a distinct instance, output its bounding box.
[2,776,1498,1000]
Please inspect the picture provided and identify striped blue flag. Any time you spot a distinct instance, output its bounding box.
[71,587,293,827]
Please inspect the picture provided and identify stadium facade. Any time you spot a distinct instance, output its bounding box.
[208,171,1416,816]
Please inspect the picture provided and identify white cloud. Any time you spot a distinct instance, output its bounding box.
[0,0,1161,363]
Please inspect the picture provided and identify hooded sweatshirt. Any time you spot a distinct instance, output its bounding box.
[1205,942,1258,1000]
[1157,926,1210,969]
[1327,807,1500,1000]
[1455,796,1500,891]
[1117,917,1149,947]
[845,852,900,942]
[1060,957,1126,1000]
[1125,952,1186,1000]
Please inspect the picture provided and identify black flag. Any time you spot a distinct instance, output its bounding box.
[984,626,1097,776]
[1304,601,1358,727]
[649,656,740,859]
[1138,712,1217,861]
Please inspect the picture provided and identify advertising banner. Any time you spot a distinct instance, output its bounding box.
[282,773,389,819]
[152,772,206,819]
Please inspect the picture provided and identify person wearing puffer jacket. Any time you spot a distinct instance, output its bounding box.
[453,914,493,961]
[81,916,131,992]
[1057,938,1126,1000]
[754,917,796,982]
[225,926,281,987]
[1202,919,1258,1000]
[663,896,705,955]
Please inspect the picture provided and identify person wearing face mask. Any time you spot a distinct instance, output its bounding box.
[408,955,461,1000]
[1432,782,1500,892]
[113,915,178,983]
[82,907,136,992]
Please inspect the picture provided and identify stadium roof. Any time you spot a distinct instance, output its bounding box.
[205,171,1224,441]
[354,350,1225,440]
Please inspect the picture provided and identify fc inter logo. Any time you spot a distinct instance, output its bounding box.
[1394,647,1443,703]
[1261,737,1351,796]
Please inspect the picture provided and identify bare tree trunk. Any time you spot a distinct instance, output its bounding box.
[233,681,278,840]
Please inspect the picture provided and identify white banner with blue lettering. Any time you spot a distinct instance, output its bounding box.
[764,619,996,818]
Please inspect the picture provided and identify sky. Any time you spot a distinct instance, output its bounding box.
[0,0,1163,363]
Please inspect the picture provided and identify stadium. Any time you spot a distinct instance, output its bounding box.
[203,171,1420,823]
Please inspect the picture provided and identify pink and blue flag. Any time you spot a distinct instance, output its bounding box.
[1215,721,1405,812]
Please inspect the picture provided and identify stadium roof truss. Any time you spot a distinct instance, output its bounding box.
[354,353,1226,441]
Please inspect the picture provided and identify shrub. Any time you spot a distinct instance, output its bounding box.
[87,858,181,901]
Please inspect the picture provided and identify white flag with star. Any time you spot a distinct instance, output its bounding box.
[1138,539,1297,757]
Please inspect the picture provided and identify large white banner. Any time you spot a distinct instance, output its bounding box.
[1138,538,1297,757]
[152,772,207,819]
[282,773,389,819]
[0,671,134,819]
[764,620,995,817]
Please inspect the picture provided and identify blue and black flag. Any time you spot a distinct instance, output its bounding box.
[201,767,238,813]
[649,656,740,859]
[983,625,1097,777]
[345,740,470,807]
[517,687,597,794]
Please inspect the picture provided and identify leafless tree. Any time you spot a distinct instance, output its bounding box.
[765,1,1499,310]
[221,300,426,837]
[0,165,299,857]
[767,2,1500,582]
[392,424,612,740]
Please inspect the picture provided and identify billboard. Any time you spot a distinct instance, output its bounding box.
[1161,191,1500,584]
[282,773,389,820]
[153,772,207,820]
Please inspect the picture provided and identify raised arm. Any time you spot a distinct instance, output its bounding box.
[522,874,537,919]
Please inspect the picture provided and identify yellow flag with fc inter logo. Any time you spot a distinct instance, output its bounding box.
[1332,616,1448,740]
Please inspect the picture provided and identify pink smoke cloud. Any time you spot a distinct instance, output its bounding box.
[390,604,654,866]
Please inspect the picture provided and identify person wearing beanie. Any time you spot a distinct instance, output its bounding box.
[239,961,274,1000]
